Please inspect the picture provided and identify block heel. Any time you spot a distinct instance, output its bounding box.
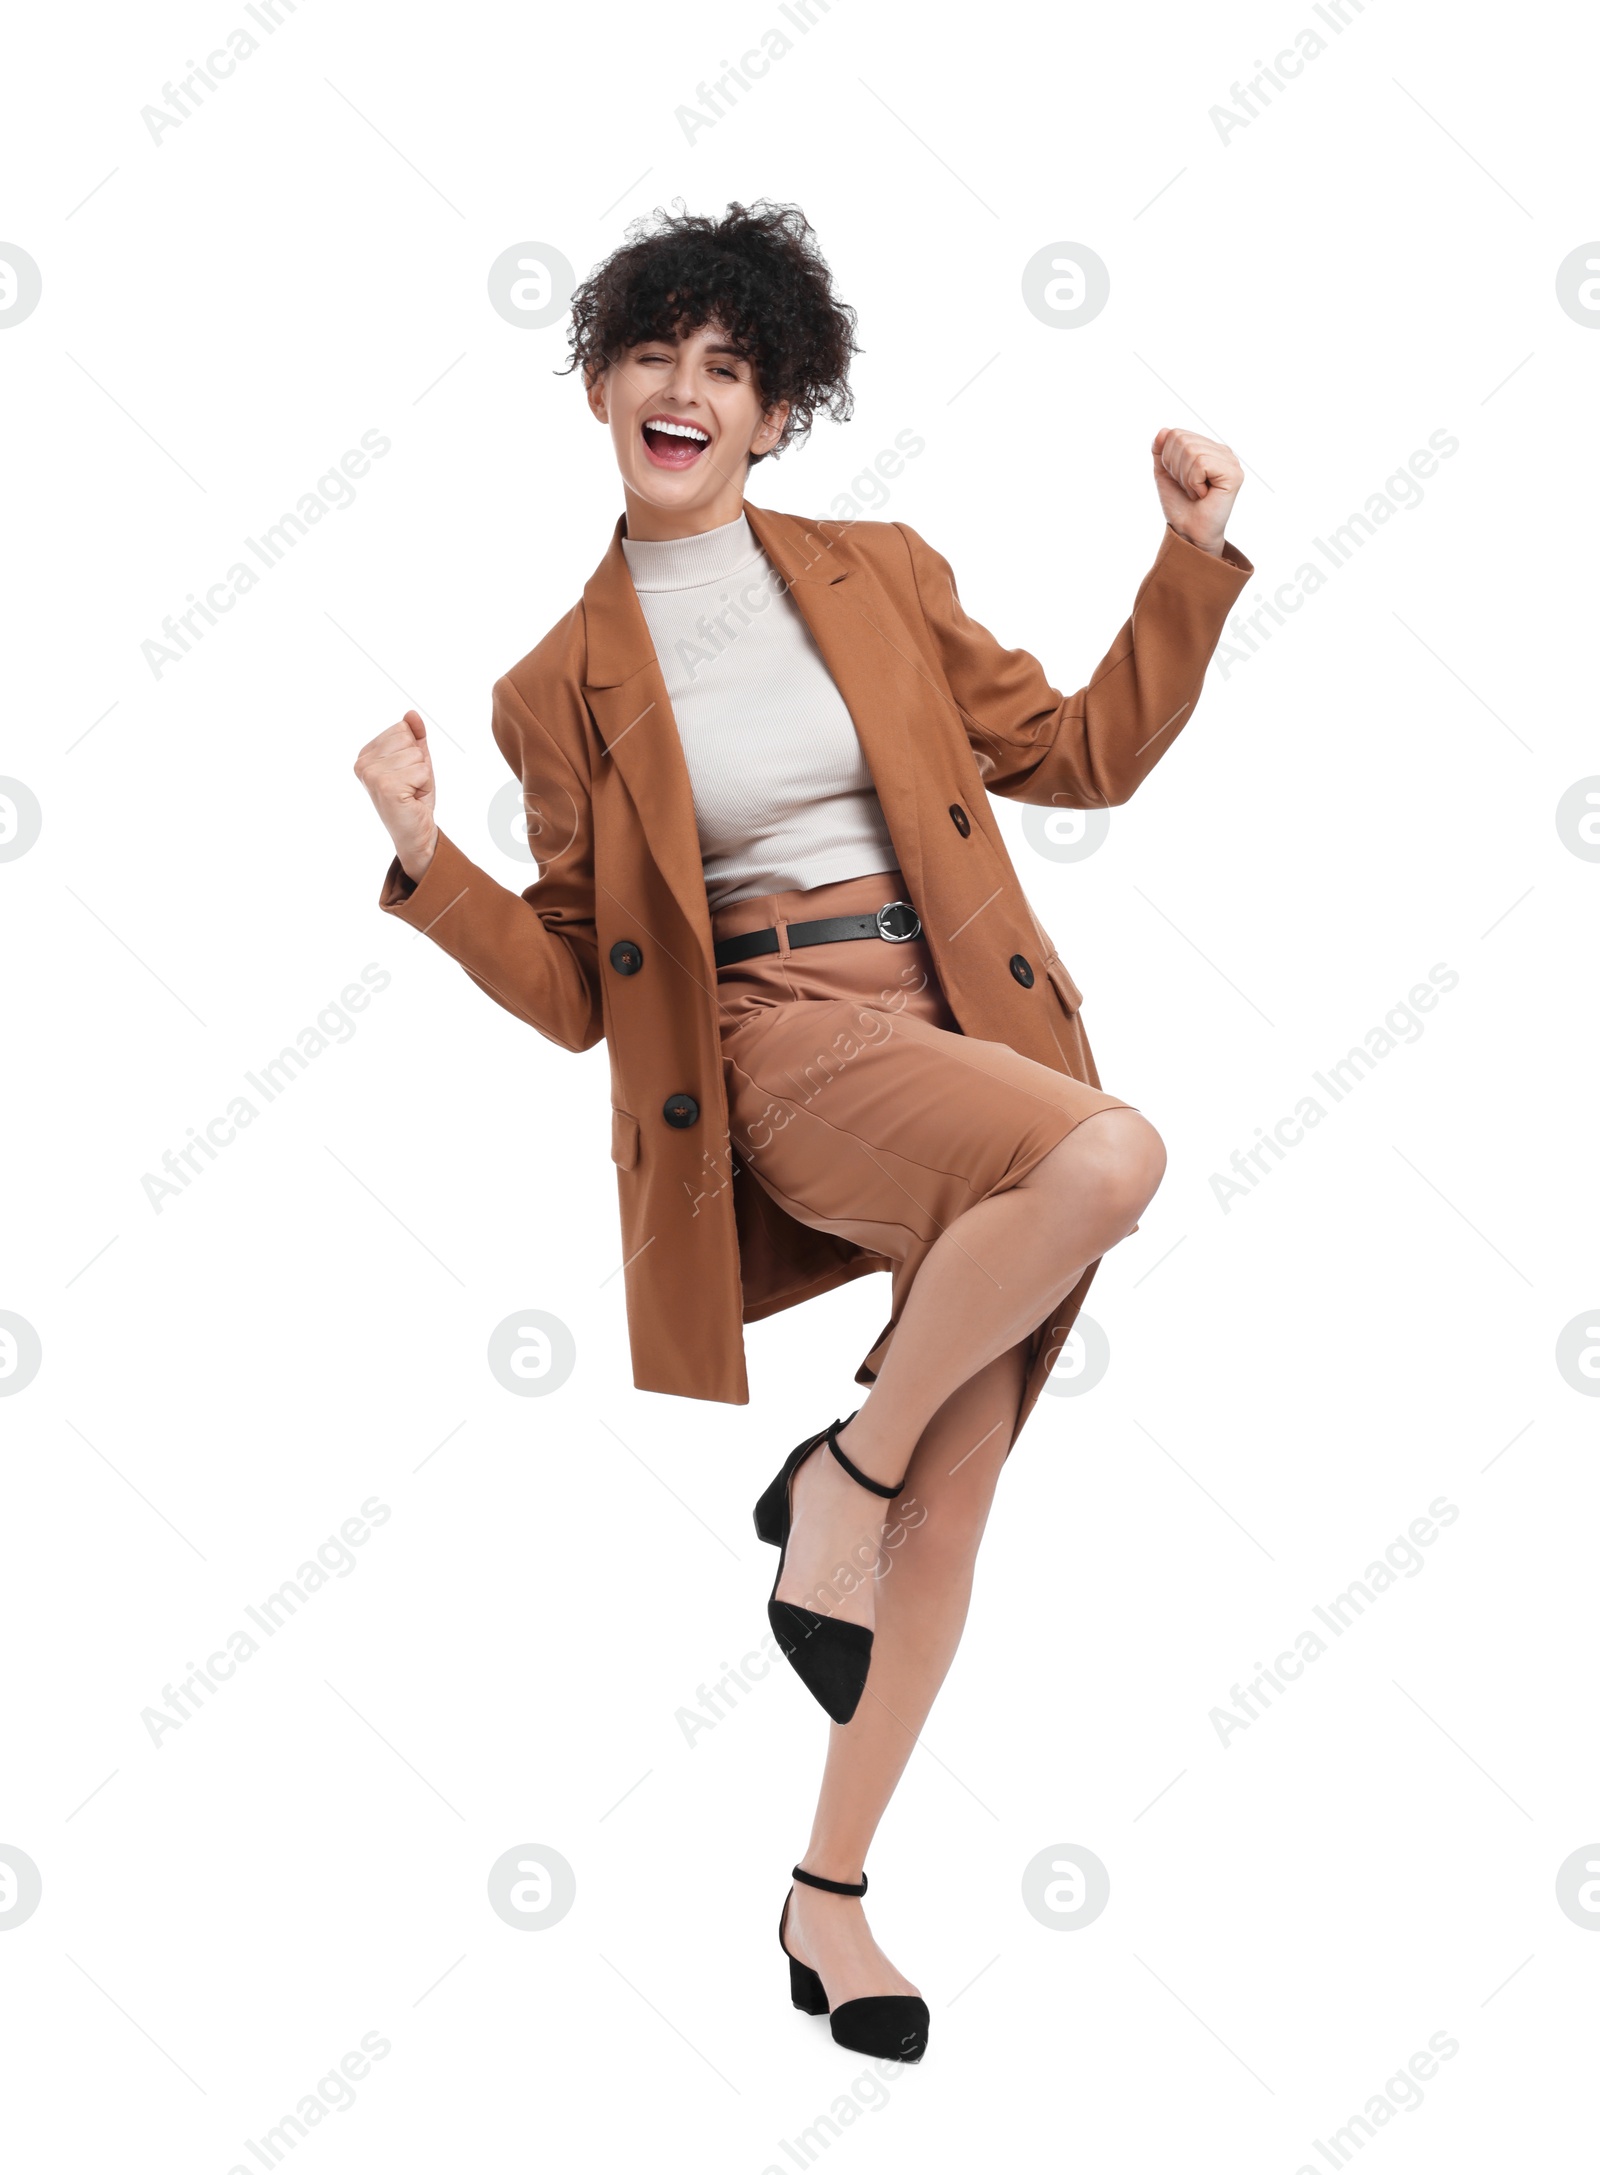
[778,1867,929,2063]
[787,1950,829,2015]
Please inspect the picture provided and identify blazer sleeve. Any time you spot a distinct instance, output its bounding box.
[376,672,602,1052]
[895,519,1254,808]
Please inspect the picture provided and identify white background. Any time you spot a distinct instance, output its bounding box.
[4,0,1597,2167]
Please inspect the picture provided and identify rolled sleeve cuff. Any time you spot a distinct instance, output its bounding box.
[1159,522,1254,586]
[377,828,479,937]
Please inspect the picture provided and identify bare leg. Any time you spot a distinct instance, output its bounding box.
[782,1344,1027,2004]
[775,1107,1164,1629]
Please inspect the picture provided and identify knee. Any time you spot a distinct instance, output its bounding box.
[1047,1109,1166,1235]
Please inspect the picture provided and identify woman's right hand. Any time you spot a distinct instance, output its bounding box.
[354,710,439,882]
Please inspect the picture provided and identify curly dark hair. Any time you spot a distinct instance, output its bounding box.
[562,200,859,460]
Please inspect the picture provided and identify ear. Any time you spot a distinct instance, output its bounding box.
[585,365,609,426]
[751,400,790,457]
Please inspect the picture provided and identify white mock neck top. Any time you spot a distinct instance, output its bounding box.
[619,513,898,909]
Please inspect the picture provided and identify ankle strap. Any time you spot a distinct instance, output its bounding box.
[793,1864,867,1897]
[825,1417,905,1501]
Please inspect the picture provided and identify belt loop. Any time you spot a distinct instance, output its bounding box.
[773,888,802,959]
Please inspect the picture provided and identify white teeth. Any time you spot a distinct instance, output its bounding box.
[645,419,709,442]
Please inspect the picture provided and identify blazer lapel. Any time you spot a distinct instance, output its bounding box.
[580,518,715,956]
[743,502,926,908]
[578,501,927,956]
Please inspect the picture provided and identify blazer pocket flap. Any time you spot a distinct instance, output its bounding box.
[611,1108,640,1171]
[1045,959,1085,1014]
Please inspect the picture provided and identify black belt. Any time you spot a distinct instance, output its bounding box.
[714,898,922,969]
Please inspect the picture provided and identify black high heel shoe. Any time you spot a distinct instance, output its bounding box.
[753,1415,907,1725]
[779,1866,930,2062]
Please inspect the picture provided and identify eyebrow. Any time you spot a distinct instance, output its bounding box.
[639,338,749,361]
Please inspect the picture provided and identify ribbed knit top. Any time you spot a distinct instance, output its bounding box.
[620,513,897,908]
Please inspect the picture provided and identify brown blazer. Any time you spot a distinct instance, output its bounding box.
[380,503,1252,1423]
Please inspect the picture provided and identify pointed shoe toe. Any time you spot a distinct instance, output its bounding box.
[754,1416,906,1725]
[766,1599,873,1725]
[828,1995,930,2063]
[779,1869,929,2063]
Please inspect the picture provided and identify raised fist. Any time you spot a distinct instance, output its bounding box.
[1151,428,1243,556]
[354,710,438,882]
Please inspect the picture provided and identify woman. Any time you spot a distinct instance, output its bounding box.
[355,201,1250,2064]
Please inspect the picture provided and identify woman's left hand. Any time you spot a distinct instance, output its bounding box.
[1151,428,1243,556]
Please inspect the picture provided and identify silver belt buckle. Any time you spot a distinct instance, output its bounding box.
[875,900,921,943]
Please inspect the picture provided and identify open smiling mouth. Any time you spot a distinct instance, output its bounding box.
[640,416,711,470]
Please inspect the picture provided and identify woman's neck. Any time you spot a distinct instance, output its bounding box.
[620,480,749,542]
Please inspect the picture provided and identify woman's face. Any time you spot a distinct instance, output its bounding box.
[587,320,788,537]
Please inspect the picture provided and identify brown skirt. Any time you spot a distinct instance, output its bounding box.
[714,868,1133,1439]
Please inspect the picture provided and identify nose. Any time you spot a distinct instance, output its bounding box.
[659,361,701,413]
